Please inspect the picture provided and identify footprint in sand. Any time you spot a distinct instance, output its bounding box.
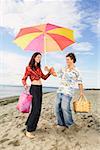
[0,138,10,144]
[74,141,82,150]
[2,133,8,138]
[65,133,82,150]
[0,113,8,119]
[81,114,100,132]
[86,115,97,129]
[16,122,24,128]
[8,140,20,146]
[79,114,96,129]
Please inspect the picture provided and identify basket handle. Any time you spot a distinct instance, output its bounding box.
[78,95,87,102]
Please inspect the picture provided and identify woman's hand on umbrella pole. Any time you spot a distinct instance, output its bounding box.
[44,66,50,72]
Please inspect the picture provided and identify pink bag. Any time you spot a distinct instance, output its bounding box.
[16,90,32,113]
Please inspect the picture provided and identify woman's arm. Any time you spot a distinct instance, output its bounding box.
[39,68,51,80]
[44,66,57,77]
[22,68,29,87]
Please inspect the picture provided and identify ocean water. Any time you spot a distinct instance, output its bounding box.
[0,85,57,99]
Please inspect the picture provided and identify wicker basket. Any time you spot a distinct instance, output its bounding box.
[73,95,91,113]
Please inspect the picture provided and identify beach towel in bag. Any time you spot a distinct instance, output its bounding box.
[16,90,32,113]
[73,95,91,113]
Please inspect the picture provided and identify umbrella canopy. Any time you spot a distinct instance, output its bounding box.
[14,23,75,53]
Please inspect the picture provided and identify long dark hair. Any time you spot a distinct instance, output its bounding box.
[29,52,42,70]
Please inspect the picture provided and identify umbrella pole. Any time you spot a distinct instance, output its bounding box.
[44,35,47,66]
[44,52,46,66]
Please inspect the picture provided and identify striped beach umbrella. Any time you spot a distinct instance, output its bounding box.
[14,23,75,63]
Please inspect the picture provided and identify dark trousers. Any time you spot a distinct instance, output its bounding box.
[25,85,42,132]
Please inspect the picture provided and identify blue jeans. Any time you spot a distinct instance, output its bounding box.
[55,93,74,127]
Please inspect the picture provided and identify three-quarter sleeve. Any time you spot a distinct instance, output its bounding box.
[22,67,29,86]
[39,68,51,80]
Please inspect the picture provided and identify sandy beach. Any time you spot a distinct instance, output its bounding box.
[0,90,100,150]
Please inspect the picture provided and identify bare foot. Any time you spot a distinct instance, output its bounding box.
[69,123,82,131]
[25,131,35,139]
[56,125,66,132]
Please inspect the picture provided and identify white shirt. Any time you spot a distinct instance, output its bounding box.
[57,66,82,96]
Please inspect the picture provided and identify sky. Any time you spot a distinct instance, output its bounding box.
[0,0,100,88]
